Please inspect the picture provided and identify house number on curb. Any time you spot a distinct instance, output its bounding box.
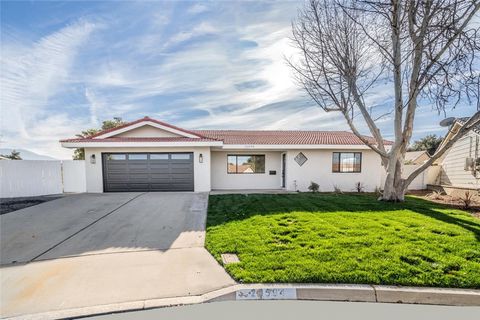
[236,288,297,300]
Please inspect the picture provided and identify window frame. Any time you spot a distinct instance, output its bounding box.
[227,154,266,174]
[332,152,362,173]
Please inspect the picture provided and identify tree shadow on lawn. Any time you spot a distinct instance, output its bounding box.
[207,193,480,240]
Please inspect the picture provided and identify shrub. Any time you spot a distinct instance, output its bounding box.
[427,190,443,200]
[333,185,343,194]
[355,182,364,193]
[308,181,320,192]
[459,191,474,209]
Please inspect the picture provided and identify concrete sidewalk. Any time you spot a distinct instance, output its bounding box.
[1,248,234,318]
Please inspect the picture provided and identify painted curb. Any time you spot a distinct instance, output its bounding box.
[4,284,480,320]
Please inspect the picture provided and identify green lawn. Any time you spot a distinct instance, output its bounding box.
[205,193,480,288]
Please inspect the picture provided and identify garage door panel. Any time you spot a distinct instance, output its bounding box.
[128,171,150,177]
[171,175,193,181]
[170,169,193,175]
[107,165,128,171]
[149,163,170,169]
[128,183,151,190]
[107,183,130,191]
[103,153,194,192]
[107,173,128,181]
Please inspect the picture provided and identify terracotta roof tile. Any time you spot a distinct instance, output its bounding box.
[61,117,393,146]
[193,130,392,145]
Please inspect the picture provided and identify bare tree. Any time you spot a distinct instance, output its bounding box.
[289,0,480,201]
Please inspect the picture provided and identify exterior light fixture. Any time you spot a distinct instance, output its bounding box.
[199,153,204,163]
[90,154,96,164]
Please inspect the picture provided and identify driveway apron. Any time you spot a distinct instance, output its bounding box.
[0,192,234,318]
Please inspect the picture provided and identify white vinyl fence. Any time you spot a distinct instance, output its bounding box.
[380,164,441,190]
[62,160,86,193]
[0,160,86,198]
[403,164,441,190]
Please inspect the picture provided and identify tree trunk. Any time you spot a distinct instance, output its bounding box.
[381,154,406,202]
[382,180,406,202]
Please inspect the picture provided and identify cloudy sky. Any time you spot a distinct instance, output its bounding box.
[1,1,477,159]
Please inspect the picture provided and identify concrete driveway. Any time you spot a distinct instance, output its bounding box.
[1,193,234,318]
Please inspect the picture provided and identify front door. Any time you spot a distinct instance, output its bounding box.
[282,153,286,188]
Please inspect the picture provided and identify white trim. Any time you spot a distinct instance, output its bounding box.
[93,121,201,139]
[61,141,223,148]
[62,141,381,150]
[216,144,374,150]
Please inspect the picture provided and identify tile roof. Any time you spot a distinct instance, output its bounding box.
[61,117,393,146]
[193,130,392,145]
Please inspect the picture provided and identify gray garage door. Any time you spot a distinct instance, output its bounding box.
[102,153,194,192]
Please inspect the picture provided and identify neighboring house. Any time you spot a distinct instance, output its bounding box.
[60,116,392,193]
[404,150,430,164]
[435,117,480,191]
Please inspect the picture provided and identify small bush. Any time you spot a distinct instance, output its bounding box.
[459,191,474,209]
[333,185,343,194]
[427,190,444,200]
[374,186,383,197]
[355,182,364,193]
[308,181,320,192]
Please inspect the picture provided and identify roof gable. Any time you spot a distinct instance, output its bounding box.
[113,124,183,138]
[91,117,202,139]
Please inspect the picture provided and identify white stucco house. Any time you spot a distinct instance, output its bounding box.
[61,116,392,193]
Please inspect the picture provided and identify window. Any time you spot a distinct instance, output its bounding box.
[294,152,308,166]
[332,152,362,173]
[107,154,126,160]
[150,154,169,160]
[227,155,265,174]
[171,153,191,160]
[128,154,147,160]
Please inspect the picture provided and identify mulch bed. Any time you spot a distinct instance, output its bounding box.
[0,196,63,215]
[407,190,480,216]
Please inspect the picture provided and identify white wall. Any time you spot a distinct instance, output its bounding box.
[379,164,441,190]
[62,160,87,193]
[0,161,62,198]
[211,151,282,190]
[285,149,383,192]
[402,165,425,190]
[84,147,211,192]
[0,160,87,198]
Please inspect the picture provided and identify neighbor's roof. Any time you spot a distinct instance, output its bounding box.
[404,150,428,162]
[457,117,480,135]
[61,116,393,146]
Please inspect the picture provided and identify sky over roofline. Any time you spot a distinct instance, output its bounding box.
[0,0,477,159]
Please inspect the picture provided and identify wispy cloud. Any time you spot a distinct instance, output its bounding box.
[1,1,475,159]
[187,3,210,15]
[1,19,96,157]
